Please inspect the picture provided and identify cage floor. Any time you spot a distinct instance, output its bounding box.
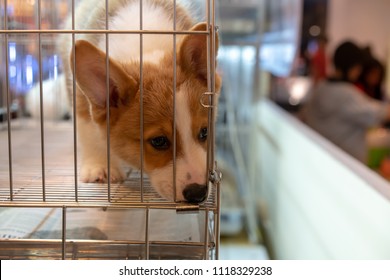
[0,120,216,208]
[0,240,214,260]
[0,206,214,260]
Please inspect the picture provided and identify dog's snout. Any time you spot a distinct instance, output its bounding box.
[183,183,208,203]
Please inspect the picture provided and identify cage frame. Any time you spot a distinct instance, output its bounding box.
[0,0,221,260]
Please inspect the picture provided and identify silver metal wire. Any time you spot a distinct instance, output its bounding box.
[4,0,13,201]
[105,0,112,201]
[62,206,67,260]
[145,207,150,259]
[172,0,177,203]
[139,0,145,203]
[38,0,46,201]
[71,0,78,201]
[0,29,208,35]
[203,209,210,259]
[0,0,219,260]
[210,0,221,260]
[205,0,212,196]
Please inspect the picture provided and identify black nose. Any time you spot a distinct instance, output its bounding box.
[183,184,208,203]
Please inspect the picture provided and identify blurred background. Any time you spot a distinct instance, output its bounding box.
[1,0,390,259]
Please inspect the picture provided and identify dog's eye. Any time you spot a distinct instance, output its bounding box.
[198,127,208,142]
[150,136,170,150]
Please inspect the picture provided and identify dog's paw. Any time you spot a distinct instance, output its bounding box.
[80,165,125,183]
[108,167,126,183]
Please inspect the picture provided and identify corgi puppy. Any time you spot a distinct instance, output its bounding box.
[58,0,221,203]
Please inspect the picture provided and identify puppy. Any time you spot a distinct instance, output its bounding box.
[58,0,221,203]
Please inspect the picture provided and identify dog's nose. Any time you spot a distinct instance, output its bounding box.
[183,183,208,203]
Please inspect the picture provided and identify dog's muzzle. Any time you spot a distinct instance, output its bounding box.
[183,183,208,203]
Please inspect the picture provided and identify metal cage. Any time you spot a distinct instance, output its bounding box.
[0,0,220,260]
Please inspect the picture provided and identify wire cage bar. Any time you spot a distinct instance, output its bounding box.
[0,0,220,260]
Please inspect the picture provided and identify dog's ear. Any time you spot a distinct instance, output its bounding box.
[71,40,138,109]
[179,22,219,83]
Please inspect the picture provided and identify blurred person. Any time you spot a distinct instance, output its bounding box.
[356,54,385,101]
[308,35,328,84]
[303,41,390,163]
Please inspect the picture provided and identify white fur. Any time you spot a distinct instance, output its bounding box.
[149,89,207,201]
[97,1,176,64]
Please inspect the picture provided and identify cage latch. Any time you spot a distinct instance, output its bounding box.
[200,92,217,108]
[209,162,222,185]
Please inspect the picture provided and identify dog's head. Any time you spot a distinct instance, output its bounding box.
[71,23,221,203]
